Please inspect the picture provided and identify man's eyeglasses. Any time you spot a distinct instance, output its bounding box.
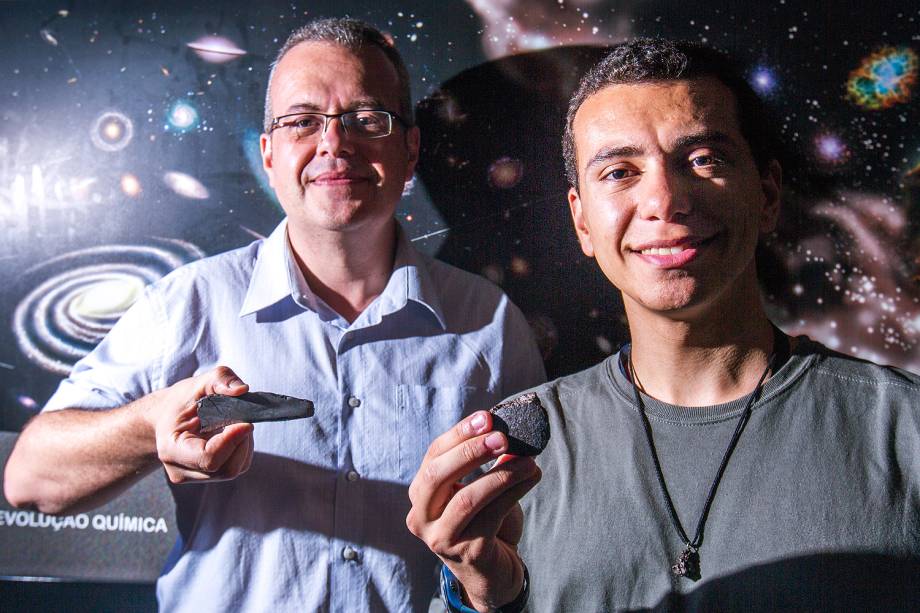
[268,110,408,140]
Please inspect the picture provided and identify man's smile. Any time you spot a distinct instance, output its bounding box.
[629,235,717,268]
[308,170,371,185]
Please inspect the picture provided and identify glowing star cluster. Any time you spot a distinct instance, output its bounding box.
[814,132,849,165]
[846,46,918,110]
[466,0,631,59]
[750,66,777,95]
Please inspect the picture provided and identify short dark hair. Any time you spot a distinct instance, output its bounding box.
[563,38,777,188]
[264,17,414,132]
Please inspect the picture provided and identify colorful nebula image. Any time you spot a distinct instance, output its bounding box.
[847,46,918,110]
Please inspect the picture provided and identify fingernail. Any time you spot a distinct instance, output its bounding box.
[485,432,505,451]
[470,412,487,433]
[228,378,245,389]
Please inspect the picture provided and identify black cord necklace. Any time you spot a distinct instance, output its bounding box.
[628,331,788,581]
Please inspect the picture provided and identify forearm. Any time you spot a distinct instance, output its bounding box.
[3,396,160,514]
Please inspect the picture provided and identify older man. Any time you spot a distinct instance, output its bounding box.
[4,18,544,612]
[408,39,920,612]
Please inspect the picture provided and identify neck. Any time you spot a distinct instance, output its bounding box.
[286,219,397,323]
[626,286,776,407]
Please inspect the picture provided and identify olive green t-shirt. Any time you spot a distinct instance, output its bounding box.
[519,337,920,612]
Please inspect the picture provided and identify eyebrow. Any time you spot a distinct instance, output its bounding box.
[283,97,389,115]
[584,145,645,172]
[672,130,737,151]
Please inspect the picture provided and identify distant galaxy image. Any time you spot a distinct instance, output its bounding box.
[166,100,200,132]
[488,156,524,189]
[90,110,134,152]
[163,171,209,199]
[13,241,204,376]
[186,35,248,64]
[2,1,920,435]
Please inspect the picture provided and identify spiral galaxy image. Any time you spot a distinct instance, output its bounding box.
[13,241,204,376]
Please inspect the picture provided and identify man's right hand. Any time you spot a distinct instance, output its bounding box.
[406,411,542,613]
[4,366,256,514]
[147,366,255,484]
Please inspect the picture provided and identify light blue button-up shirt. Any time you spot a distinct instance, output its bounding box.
[44,219,546,612]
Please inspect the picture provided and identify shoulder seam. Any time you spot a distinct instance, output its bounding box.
[811,365,918,391]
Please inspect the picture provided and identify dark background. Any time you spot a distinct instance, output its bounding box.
[1,0,918,610]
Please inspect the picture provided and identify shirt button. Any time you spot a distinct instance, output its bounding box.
[347,396,361,408]
[346,470,360,482]
[342,546,358,561]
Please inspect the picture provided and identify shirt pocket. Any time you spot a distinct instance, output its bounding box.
[395,384,481,482]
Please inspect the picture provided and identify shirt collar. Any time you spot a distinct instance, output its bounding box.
[238,219,446,329]
[238,219,303,317]
[372,222,446,330]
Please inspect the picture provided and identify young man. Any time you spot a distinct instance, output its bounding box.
[4,18,544,612]
[408,39,920,612]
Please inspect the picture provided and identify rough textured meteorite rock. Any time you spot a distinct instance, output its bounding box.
[488,392,550,456]
[196,391,314,434]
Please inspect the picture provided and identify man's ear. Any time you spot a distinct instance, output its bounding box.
[404,125,421,181]
[259,133,275,188]
[569,186,595,258]
[759,159,782,234]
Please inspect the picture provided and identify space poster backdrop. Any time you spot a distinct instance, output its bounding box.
[0,0,918,580]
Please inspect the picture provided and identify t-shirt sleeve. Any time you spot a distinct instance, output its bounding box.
[500,299,548,399]
[42,284,168,412]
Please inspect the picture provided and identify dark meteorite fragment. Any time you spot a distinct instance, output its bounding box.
[196,391,314,434]
[488,392,550,456]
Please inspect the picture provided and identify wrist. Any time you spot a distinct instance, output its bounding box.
[124,393,163,459]
[441,563,530,613]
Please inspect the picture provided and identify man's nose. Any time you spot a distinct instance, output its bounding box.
[635,167,691,221]
[316,116,355,157]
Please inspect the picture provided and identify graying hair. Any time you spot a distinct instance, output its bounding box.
[263,17,414,133]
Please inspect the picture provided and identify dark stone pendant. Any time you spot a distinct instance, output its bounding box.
[671,545,701,581]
